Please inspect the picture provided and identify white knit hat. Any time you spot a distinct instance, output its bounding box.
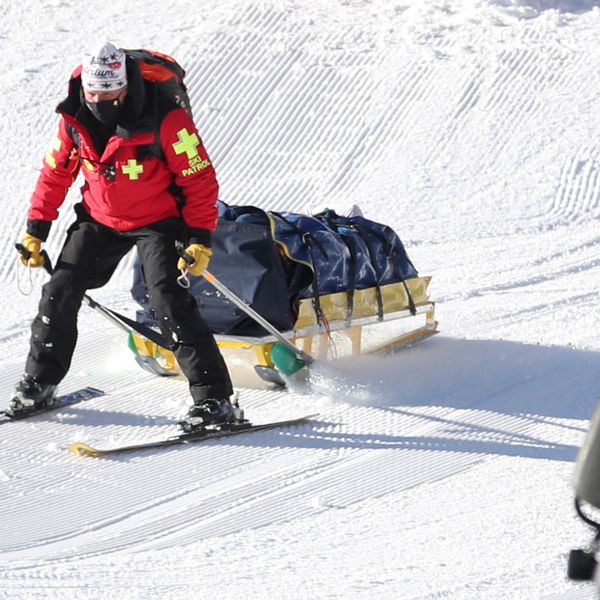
[81,42,127,91]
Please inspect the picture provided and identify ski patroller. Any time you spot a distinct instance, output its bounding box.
[69,413,318,457]
[0,386,106,424]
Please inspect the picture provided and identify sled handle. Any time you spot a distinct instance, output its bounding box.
[15,244,170,347]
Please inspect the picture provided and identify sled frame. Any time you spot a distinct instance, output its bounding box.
[127,276,437,385]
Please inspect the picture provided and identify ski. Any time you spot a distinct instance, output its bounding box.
[0,386,105,424]
[68,413,318,457]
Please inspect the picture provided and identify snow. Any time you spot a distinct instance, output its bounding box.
[2,0,600,598]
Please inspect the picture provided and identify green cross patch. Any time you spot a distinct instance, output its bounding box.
[172,128,200,160]
[122,159,144,180]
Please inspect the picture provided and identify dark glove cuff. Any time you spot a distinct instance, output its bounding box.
[187,227,212,248]
[26,219,52,242]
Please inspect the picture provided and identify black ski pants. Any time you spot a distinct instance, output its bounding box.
[25,205,233,403]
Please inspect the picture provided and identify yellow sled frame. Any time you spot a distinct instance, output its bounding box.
[129,276,437,388]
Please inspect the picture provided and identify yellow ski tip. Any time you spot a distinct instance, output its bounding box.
[68,442,103,457]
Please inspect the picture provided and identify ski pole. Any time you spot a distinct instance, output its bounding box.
[202,269,314,367]
[15,244,171,349]
[175,243,314,370]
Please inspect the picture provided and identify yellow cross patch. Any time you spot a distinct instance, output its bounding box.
[121,159,144,180]
[45,134,62,169]
[172,128,200,160]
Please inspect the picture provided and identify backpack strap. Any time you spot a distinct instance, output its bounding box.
[67,123,81,149]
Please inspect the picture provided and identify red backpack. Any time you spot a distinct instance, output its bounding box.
[124,48,192,118]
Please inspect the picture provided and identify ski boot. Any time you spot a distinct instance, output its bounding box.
[8,374,58,416]
[178,395,245,433]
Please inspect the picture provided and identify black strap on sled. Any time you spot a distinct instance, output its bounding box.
[319,213,386,322]
[355,222,417,317]
[388,240,417,316]
[343,222,385,321]
[271,212,327,327]
[302,232,327,326]
[339,233,357,324]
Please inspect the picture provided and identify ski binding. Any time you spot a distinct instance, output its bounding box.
[0,386,105,424]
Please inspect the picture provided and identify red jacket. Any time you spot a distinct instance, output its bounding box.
[28,60,219,243]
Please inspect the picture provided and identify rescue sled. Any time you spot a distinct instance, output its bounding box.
[128,203,437,388]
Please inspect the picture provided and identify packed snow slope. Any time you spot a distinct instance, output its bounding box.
[3,1,600,598]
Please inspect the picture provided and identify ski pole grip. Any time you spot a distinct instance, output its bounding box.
[175,241,196,267]
[15,243,53,275]
[15,242,30,260]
